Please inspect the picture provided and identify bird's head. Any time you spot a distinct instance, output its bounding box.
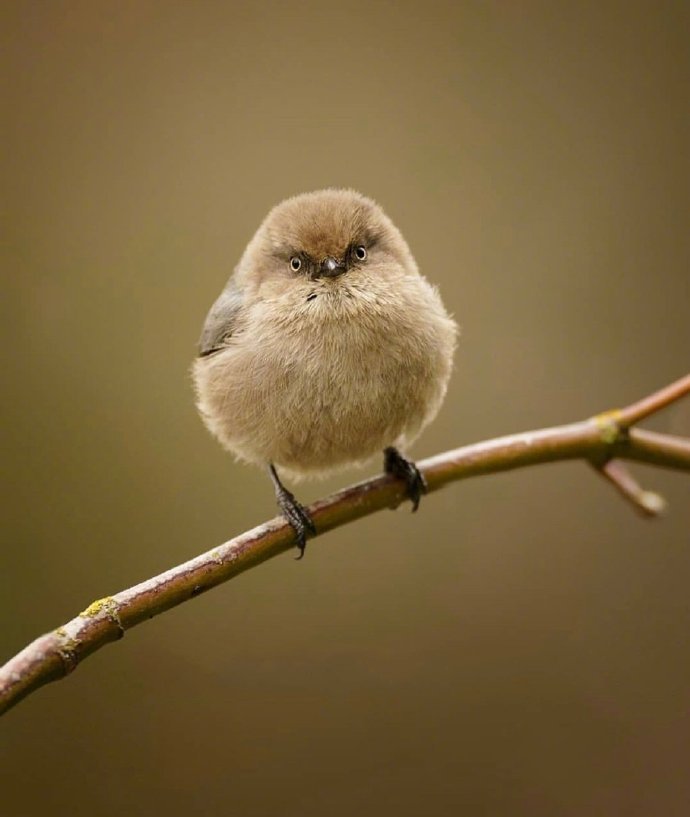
[239,189,418,301]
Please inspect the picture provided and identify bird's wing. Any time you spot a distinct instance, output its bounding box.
[198,278,245,357]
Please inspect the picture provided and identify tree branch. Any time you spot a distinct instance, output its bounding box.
[2,374,689,717]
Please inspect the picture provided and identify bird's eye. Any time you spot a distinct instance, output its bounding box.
[354,245,367,261]
[290,256,302,272]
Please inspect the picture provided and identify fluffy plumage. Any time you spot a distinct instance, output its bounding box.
[193,189,457,480]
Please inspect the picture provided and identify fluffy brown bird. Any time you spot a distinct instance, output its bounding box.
[193,189,457,557]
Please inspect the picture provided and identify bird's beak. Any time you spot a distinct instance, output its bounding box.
[318,256,346,278]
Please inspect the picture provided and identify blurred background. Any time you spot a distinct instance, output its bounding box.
[2,1,689,814]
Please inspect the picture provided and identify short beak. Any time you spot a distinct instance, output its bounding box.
[318,256,346,278]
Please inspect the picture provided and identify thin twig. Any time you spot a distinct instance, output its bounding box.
[1,374,689,717]
[624,428,690,470]
[617,373,690,427]
[592,459,666,517]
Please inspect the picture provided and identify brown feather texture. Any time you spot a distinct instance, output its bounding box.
[193,189,458,480]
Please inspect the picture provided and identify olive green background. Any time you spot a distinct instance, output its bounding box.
[2,2,689,815]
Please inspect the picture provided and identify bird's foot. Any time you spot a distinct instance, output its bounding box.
[268,465,316,559]
[383,447,428,512]
[278,491,316,560]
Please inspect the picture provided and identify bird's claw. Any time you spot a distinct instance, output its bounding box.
[269,464,316,559]
[383,447,428,511]
[278,492,316,559]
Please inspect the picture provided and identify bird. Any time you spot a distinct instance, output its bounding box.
[192,189,457,558]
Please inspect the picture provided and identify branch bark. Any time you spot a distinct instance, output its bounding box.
[2,374,689,717]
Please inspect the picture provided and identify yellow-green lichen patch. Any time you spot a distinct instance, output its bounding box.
[59,637,79,653]
[55,628,80,666]
[593,409,624,445]
[80,597,117,619]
